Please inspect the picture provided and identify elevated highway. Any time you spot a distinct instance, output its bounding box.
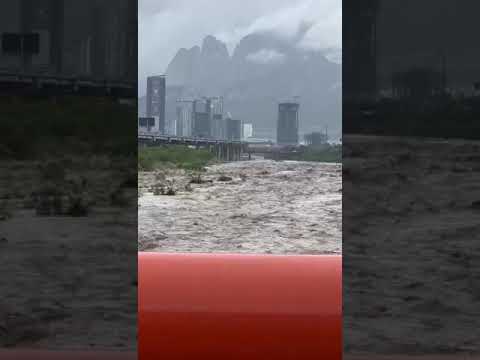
[138,132,247,161]
[138,132,305,161]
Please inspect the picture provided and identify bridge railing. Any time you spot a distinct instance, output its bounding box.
[138,132,245,145]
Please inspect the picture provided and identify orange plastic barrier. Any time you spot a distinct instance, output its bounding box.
[0,253,341,359]
[0,350,135,359]
[139,252,342,359]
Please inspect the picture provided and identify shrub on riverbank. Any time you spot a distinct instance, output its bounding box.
[138,145,215,171]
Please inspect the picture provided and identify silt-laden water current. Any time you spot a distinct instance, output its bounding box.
[139,160,341,254]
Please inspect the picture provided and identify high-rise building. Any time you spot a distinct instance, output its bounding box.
[192,98,210,138]
[146,75,166,133]
[209,97,224,139]
[176,99,194,137]
[277,102,299,145]
[188,96,228,139]
[211,114,225,139]
[0,0,136,81]
[165,85,184,135]
[304,131,328,146]
[138,117,155,132]
[226,118,243,141]
[0,0,63,74]
[343,0,379,101]
[165,118,176,135]
[243,123,253,140]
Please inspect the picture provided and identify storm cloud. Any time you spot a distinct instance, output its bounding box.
[139,0,341,95]
[246,49,286,65]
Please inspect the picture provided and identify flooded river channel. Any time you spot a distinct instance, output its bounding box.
[139,160,342,254]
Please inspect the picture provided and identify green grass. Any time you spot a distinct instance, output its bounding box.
[286,144,342,163]
[138,145,216,171]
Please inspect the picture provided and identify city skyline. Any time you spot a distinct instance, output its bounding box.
[140,72,305,144]
[138,37,341,140]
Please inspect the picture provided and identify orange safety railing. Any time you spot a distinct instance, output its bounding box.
[1,252,342,359]
[139,252,341,359]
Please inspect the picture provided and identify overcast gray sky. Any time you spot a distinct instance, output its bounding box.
[139,0,341,96]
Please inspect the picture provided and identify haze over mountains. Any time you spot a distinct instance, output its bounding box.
[139,32,341,140]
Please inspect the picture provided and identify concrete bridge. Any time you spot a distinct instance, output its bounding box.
[138,132,305,161]
[138,132,248,161]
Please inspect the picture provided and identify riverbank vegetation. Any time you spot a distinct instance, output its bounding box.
[285,144,342,163]
[138,145,216,171]
[139,143,342,171]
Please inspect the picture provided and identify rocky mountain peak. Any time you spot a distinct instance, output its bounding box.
[201,35,229,58]
[162,32,341,136]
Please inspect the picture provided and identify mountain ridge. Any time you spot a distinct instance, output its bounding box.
[142,33,341,139]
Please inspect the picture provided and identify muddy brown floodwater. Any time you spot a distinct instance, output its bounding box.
[0,158,137,349]
[139,160,342,254]
[343,135,480,356]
